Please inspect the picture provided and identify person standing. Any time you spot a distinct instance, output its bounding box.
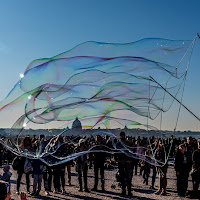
[66,142,75,186]
[0,165,12,183]
[175,144,192,197]
[52,137,67,194]
[114,131,133,196]
[190,141,200,198]
[53,163,66,194]
[91,135,106,192]
[43,165,53,196]
[76,139,90,192]
[15,136,33,195]
[14,156,30,195]
[142,151,151,185]
[31,159,45,196]
[155,141,168,195]
[132,141,139,176]
[0,143,4,166]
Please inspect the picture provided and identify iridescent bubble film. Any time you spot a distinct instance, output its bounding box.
[0,38,195,166]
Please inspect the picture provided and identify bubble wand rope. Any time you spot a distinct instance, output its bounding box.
[149,76,200,122]
[149,33,199,123]
[146,36,197,164]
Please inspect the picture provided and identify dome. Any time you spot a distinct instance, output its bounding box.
[72,117,82,130]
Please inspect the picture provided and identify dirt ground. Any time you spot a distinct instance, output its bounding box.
[0,165,196,200]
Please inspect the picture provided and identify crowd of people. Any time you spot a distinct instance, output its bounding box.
[0,132,200,199]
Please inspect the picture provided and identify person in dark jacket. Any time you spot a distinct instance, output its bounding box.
[52,138,68,195]
[0,182,10,200]
[114,131,133,196]
[0,165,12,184]
[43,165,53,196]
[15,156,31,195]
[91,135,106,192]
[16,136,33,195]
[155,142,168,195]
[31,159,45,196]
[76,139,90,192]
[175,143,192,197]
[190,141,200,198]
[53,163,66,194]
[0,143,4,166]
[141,151,151,185]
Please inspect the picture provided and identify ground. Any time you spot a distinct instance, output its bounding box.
[0,165,196,200]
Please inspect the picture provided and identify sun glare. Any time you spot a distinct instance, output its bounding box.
[20,73,24,78]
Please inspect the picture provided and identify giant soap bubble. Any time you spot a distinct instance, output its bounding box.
[0,38,196,166]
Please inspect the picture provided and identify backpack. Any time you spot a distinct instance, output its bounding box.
[24,158,33,173]
[12,156,21,171]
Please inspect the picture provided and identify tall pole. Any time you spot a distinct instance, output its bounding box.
[149,76,200,122]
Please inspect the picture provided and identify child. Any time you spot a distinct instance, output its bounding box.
[0,165,12,183]
[0,165,12,200]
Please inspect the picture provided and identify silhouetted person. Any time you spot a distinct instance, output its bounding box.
[175,144,192,197]
[76,139,89,192]
[190,141,200,198]
[92,135,106,191]
[114,131,133,196]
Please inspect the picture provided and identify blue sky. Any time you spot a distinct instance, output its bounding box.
[0,0,200,131]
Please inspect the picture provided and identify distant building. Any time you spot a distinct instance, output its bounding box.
[71,117,82,135]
